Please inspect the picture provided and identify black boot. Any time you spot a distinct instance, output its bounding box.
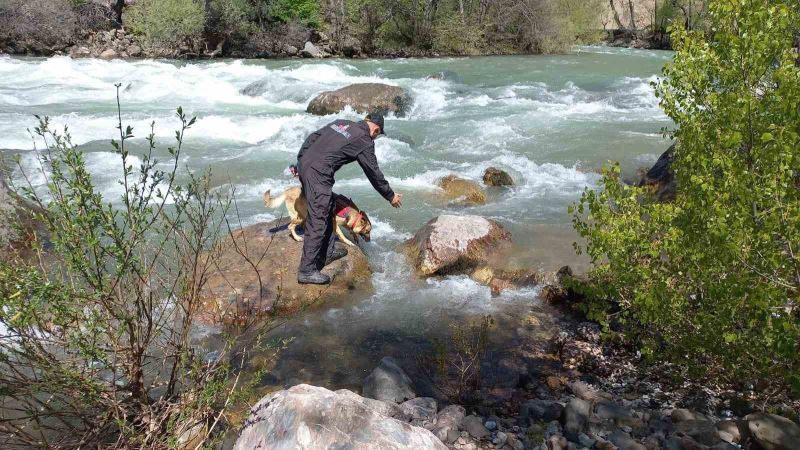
[297,270,331,285]
[325,247,348,266]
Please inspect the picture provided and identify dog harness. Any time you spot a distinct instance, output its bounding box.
[334,196,363,228]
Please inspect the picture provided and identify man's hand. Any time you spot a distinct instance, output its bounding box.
[390,193,403,208]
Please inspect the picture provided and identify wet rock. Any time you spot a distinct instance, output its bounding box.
[197,218,371,327]
[609,429,646,450]
[745,412,800,450]
[562,398,592,442]
[433,404,466,442]
[462,415,490,439]
[521,399,565,424]
[639,144,675,201]
[233,384,446,450]
[400,397,437,428]
[426,70,461,82]
[307,83,411,116]
[363,356,416,403]
[483,167,514,186]
[436,175,487,205]
[405,214,511,276]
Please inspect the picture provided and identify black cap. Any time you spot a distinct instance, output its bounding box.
[365,113,385,135]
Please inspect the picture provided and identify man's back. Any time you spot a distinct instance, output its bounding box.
[298,119,373,175]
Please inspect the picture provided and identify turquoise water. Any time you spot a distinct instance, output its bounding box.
[0,46,674,391]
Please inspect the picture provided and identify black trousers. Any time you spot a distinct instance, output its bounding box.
[297,164,337,274]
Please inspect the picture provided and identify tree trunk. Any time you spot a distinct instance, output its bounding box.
[113,0,125,26]
[609,0,625,30]
[627,0,637,31]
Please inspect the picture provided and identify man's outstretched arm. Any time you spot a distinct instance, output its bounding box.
[356,143,395,202]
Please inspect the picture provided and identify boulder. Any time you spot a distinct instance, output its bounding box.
[399,397,437,428]
[284,44,299,56]
[482,167,514,187]
[520,399,564,424]
[306,83,411,116]
[745,412,800,450]
[98,48,117,59]
[198,218,371,327]
[405,215,511,276]
[300,41,323,58]
[562,397,592,442]
[341,37,362,58]
[362,356,416,403]
[128,45,143,57]
[639,144,675,201]
[432,404,466,443]
[436,175,487,205]
[462,415,489,439]
[233,384,447,450]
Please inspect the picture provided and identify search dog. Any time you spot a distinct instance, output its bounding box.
[262,186,372,247]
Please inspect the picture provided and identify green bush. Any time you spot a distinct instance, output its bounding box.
[0,92,243,447]
[270,0,320,27]
[572,0,800,390]
[126,0,206,48]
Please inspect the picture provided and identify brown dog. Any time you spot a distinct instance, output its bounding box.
[262,186,372,246]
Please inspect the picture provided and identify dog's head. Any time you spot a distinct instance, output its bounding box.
[347,210,372,242]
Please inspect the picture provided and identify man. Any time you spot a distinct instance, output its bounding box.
[295,113,403,285]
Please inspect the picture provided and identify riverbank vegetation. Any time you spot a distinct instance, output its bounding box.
[572,0,800,392]
[0,94,257,447]
[1,0,622,57]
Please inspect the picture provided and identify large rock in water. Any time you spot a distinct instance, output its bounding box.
[362,356,416,403]
[198,218,371,326]
[232,384,447,450]
[436,175,487,205]
[639,143,676,201]
[483,167,514,187]
[307,83,411,116]
[405,215,511,276]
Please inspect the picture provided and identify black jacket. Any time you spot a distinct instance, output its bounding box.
[297,119,395,201]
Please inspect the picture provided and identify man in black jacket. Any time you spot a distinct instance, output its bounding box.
[295,113,403,285]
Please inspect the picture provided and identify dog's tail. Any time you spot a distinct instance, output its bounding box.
[262,190,286,208]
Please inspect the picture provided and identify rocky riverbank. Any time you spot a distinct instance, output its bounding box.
[231,309,800,450]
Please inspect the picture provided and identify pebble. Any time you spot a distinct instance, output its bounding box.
[486,420,498,431]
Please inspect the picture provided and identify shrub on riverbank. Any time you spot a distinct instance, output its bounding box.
[572,0,800,391]
[127,0,206,49]
[0,93,249,447]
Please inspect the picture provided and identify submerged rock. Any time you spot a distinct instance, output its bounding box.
[405,215,511,276]
[436,175,487,205]
[233,384,447,450]
[198,218,371,327]
[482,167,514,187]
[362,356,416,403]
[306,83,411,116]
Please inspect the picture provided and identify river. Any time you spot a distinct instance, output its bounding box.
[0,46,673,398]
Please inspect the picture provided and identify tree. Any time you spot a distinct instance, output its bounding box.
[572,0,800,389]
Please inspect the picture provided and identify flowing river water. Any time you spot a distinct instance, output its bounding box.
[0,47,673,400]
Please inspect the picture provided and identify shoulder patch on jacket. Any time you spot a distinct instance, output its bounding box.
[329,123,352,139]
